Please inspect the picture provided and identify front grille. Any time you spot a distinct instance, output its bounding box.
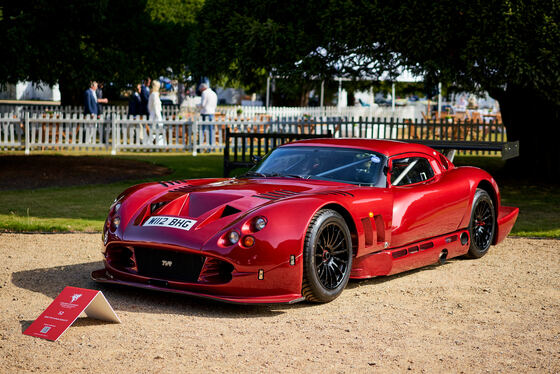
[133,247,205,283]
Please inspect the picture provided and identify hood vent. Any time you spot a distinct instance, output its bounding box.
[150,201,170,214]
[159,180,190,187]
[170,185,194,193]
[221,205,241,218]
[253,190,299,200]
[318,190,355,198]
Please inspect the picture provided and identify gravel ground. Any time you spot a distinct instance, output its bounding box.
[0,233,558,373]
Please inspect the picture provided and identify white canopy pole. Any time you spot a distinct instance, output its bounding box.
[437,82,442,119]
[337,78,342,108]
[266,76,270,109]
[320,80,325,113]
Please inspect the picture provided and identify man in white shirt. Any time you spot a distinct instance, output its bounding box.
[198,83,218,147]
[199,83,217,120]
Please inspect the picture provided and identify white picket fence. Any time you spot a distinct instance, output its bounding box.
[0,112,411,155]
[0,103,422,120]
[221,105,419,119]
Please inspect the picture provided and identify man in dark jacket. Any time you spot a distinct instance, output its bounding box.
[140,78,151,116]
[84,81,99,115]
[128,83,142,116]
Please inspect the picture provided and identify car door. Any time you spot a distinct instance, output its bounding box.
[389,152,469,248]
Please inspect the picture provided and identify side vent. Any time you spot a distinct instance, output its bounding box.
[221,205,241,218]
[374,214,385,244]
[445,235,458,243]
[408,246,419,254]
[253,190,299,200]
[419,242,434,251]
[391,249,407,259]
[361,218,374,246]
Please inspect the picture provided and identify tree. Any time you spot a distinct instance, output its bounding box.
[195,0,560,180]
[0,0,202,104]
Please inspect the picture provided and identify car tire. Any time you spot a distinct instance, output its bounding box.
[466,189,496,258]
[302,209,353,302]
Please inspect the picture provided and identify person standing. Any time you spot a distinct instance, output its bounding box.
[84,81,99,116]
[148,80,165,145]
[198,83,217,148]
[140,77,151,116]
[148,80,162,121]
[95,82,109,115]
[128,83,142,116]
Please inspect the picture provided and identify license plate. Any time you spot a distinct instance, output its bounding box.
[143,216,197,231]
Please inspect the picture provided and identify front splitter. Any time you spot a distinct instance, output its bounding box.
[91,269,305,305]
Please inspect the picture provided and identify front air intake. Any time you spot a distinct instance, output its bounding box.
[134,247,205,283]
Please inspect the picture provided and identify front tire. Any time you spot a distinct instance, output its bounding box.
[466,189,496,258]
[302,209,353,302]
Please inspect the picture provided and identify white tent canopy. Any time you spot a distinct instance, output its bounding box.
[265,68,428,111]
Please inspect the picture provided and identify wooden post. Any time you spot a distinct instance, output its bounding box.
[111,115,117,155]
[24,112,30,154]
[192,119,198,156]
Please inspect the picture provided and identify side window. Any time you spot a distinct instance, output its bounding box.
[391,157,435,186]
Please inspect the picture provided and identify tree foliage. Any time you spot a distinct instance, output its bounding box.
[0,0,202,104]
[195,0,560,179]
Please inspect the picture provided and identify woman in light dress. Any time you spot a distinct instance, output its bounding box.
[148,80,162,121]
[147,80,166,145]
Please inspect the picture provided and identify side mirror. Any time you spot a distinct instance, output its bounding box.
[251,155,262,165]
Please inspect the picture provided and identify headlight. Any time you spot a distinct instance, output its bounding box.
[227,230,240,245]
[111,216,121,231]
[254,217,267,231]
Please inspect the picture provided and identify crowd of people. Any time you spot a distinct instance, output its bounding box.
[83,78,218,147]
[84,78,218,123]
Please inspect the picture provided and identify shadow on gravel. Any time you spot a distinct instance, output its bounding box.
[11,262,293,318]
[346,258,460,289]
[12,259,463,319]
[19,317,109,333]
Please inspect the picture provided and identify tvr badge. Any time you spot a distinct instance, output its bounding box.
[161,260,173,267]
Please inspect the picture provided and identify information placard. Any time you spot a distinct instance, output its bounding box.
[24,286,120,341]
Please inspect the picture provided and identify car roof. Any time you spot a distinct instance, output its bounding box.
[282,138,438,157]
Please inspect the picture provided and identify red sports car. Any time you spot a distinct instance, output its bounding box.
[92,139,518,304]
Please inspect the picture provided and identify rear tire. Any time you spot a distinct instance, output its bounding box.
[302,209,353,303]
[466,189,496,258]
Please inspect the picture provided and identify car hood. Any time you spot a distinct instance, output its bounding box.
[121,178,353,250]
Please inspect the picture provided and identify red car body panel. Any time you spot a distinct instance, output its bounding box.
[93,139,519,304]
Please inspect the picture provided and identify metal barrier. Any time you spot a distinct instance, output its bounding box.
[223,129,333,177]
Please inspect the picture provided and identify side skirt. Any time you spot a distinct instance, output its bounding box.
[350,229,470,279]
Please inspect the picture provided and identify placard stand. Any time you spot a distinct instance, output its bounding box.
[24,286,120,341]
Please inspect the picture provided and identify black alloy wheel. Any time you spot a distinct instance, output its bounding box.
[302,209,353,302]
[467,189,496,258]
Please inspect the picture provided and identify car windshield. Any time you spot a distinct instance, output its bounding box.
[242,146,387,187]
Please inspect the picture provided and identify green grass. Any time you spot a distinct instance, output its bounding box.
[0,152,558,238]
[0,152,222,232]
[454,155,560,238]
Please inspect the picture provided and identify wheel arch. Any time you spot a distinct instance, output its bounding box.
[476,180,499,245]
[320,203,359,255]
